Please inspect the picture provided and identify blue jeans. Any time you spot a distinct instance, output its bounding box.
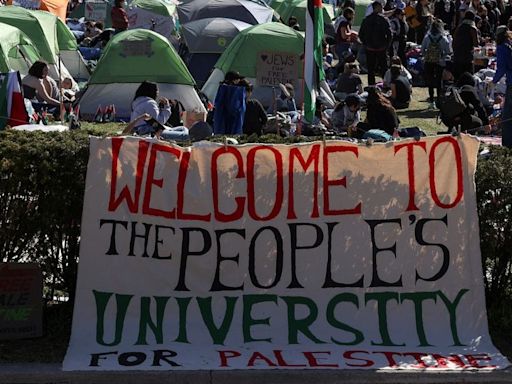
[502,85,512,148]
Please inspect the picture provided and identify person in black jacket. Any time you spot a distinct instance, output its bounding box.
[457,72,490,132]
[452,10,479,79]
[359,1,393,85]
[241,81,268,136]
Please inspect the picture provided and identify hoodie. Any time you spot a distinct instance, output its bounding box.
[130,96,171,128]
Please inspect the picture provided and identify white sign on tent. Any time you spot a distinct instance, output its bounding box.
[63,135,510,371]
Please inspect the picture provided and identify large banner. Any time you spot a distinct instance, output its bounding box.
[64,135,510,371]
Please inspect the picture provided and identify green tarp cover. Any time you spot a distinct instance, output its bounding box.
[215,22,304,78]
[0,7,77,64]
[88,29,195,85]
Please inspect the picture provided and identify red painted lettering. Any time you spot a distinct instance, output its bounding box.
[322,145,361,216]
[394,141,427,211]
[218,350,241,367]
[429,137,464,209]
[247,146,284,221]
[287,145,320,219]
[211,147,246,222]
[343,350,374,367]
[142,143,180,218]
[109,138,149,213]
[303,351,338,367]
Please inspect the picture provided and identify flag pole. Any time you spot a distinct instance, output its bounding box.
[304,0,325,124]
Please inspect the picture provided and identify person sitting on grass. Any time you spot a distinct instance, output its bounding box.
[364,86,400,136]
[389,64,412,109]
[330,93,362,135]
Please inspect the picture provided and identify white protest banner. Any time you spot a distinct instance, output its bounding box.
[64,136,510,371]
[256,51,300,88]
[85,0,108,21]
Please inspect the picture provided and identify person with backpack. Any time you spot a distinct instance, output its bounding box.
[359,1,393,85]
[421,19,451,108]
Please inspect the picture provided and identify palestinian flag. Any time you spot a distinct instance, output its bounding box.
[0,72,28,129]
[304,0,325,123]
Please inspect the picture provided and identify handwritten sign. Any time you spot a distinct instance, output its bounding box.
[0,263,42,340]
[63,136,510,371]
[85,0,108,21]
[256,51,299,88]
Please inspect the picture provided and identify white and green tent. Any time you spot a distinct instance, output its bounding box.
[79,29,205,121]
[128,0,177,40]
[0,22,42,75]
[0,6,89,81]
[202,22,305,108]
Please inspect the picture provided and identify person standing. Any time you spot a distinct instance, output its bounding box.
[111,0,128,34]
[415,0,433,43]
[421,19,451,108]
[359,1,393,85]
[452,10,479,79]
[492,28,512,147]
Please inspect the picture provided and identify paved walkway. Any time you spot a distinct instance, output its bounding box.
[0,364,512,384]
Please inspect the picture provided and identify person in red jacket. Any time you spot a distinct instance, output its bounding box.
[111,0,128,34]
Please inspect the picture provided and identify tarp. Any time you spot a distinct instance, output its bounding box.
[177,0,274,25]
[202,22,304,106]
[181,18,252,54]
[79,29,205,119]
[128,0,177,39]
[0,23,41,74]
[64,135,510,371]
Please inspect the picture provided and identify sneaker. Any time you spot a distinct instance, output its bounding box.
[428,101,437,110]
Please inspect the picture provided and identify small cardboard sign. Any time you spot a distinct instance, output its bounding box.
[256,51,299,88]
[0,263,43,340]
[85,0,108,21]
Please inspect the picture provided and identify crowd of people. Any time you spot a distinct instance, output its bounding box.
[10,0,512,147]
[330,0,512,145]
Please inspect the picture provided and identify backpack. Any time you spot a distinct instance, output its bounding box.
[424,35,442,63]
[438,87,467,127]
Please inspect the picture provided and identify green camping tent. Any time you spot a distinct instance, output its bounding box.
[69,0,113,28]
[130,0,176,18]
[89,29,193,84]
[272,0,334,30]
[0,6,77,65]
[0,22,41,74]
[202,22,305,107]
[214,22,304,79]
[127,0,177,39]
[79,29,205,120]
